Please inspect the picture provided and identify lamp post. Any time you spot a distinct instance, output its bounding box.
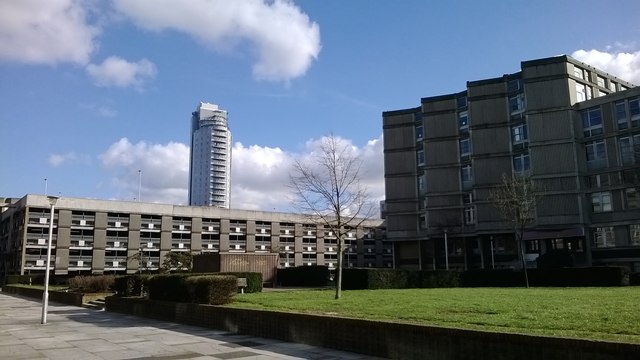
[41,196,58,325]
[138,169,142,202]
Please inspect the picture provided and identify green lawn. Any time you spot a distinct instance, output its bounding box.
[228,287,640,343]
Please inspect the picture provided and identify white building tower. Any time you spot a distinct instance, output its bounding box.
[188,102,232,207]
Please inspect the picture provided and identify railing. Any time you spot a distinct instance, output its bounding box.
[105,240,128,249]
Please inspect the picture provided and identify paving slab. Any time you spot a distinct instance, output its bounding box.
[0,293,383,359]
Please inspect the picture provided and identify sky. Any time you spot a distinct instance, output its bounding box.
[2,0,640,212]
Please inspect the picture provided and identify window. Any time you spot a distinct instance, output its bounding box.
[575,83,593,102]
[587,174,609,188]
[630,224,640,246]
[461,165,473,183]
[574,66,585,80]
[508,79,522,92]
[459,138,471,157]
[586,140,606,162]
[630,98,640,126]
[458,111,469,129]
[591,192,612,212]
[619,137,633,165]
[616,101,628,130]
[457,96,467,108]
[593,227,615,248]
[416,125,423,140]
[626,188,640,209]
[417,150,425,166]
[513,153,530,173]
[509,94,525,114]
[597,76,605,88]
[582,107,602,137]
[464,206,476,225]
[511,124,528,143]
[462,193,473,204]
[609,81,617,92]
[418,176,425,193]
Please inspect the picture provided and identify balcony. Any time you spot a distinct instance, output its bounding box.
[24,255,54,269]
[104,256,127,270]
[68,256,92,270]
[105,239,128,250]
[171,242,190,251]
[25,234,57,248]
[69,237,93,249]
[140,241,160,250]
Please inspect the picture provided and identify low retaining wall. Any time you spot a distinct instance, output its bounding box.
[2,285,111,306]
[106,296,639,359]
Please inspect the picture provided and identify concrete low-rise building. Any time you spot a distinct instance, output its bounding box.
[0,195,389,280]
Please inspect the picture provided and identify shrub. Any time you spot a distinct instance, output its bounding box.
[147,274,190,302]
[221,272,262,293]
[113,275,154,296]
[342,268,460,289]
[537,250,574,270]
[277,266,330,287]
[4,274,45,285]
[186,275,237,305]
[630,272,640,286]
[68,275,115,293]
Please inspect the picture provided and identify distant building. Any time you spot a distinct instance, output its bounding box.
[383,55,640,272]
[0,194,389,280]
[189,102,232,207]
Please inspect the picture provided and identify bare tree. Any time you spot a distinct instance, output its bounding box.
[489,173,542,288]
[289,134,376,299]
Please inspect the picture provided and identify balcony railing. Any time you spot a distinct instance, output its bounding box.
[68,256,93,269]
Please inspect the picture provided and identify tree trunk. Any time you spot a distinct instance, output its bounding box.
[335,237,343,299]
[517,230,530,288]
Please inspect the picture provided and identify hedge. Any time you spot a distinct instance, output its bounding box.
[68,275,115,293]
[186,275,237,305]
[342,268,460,290]
[220,272,262,293]
[112,274,154,297]
[277,266,330,286]
[341,267,629,289]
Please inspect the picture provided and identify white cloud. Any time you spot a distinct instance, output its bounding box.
[100,138,189,204]
[48,152,91,167]
[79,103,118,117]
[0,0,98,65]
[572,49,640,85]
[98,135,384,213]
[231,143,294,211]
[86,56,157,88]
[112,0,321,82]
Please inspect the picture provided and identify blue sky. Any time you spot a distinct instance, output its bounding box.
[2,0,640,211]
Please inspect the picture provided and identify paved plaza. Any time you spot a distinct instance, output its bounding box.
[0,293,381,360]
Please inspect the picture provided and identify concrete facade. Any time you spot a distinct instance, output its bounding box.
[0,195,389,279]
[189,102,232,207]
[383,55,640,272]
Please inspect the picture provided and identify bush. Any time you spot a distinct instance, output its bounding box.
[630,272,640,286]
[4,274,45,285]
[342,268,460,289]
[186,275,237,305]
[147,274,190,302]
[461,270,525,287]
[113,275,154,296]
[221,272,262,293]
[68,275,115,293]
[537,250,574,270]
[277,266,330,287]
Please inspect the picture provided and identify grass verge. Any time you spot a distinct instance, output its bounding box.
[228,287,640,343]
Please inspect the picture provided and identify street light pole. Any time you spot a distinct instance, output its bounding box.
[41,196,58,325]
[138,170,142,202]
